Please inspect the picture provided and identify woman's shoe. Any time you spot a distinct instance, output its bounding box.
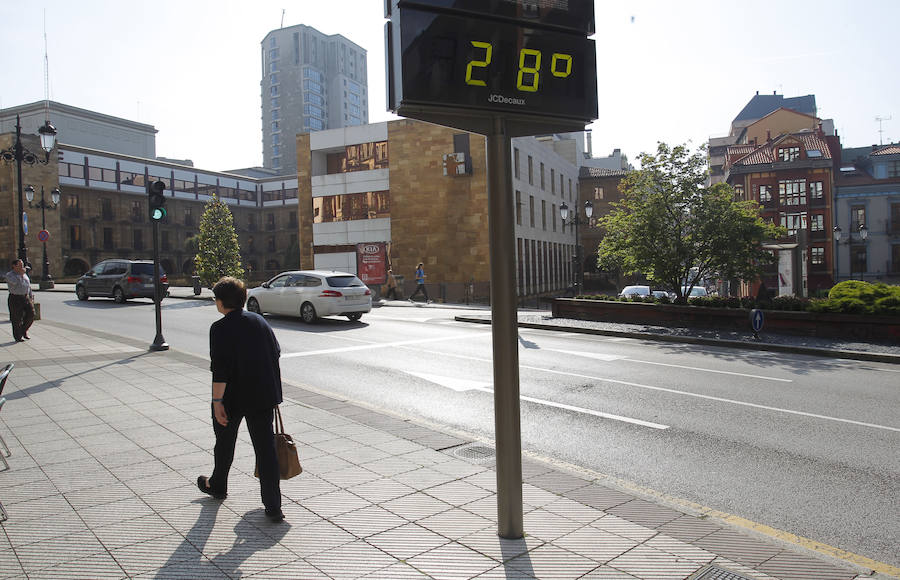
[196,476,226,499]
[265,508,285,522]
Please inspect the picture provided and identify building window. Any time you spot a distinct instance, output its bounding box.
[550,169,555,194]
[133,230,143,251]
[810,246,825,265]
[851,245,867,274]
[778,146,800,162]
[892,244,900,273]
[271,98,279,108]
[810,181,824,199]
[568,179,573,200]
[758,184,772,202]
[270,85,278,96]
[809,213,824,232]
[131,200,143,222]
[781,212,807,236]
[516,190,522,225]
[270,73,278,85]
[528,156,533,185]
[541,200,547,230]
[101,198,114,221]
[266,213,276,231]
[529,195,535,227]
[851,205,866,231]
[267,237,276,252]
[184,207,194,226]
[312,191,391,222]
[594,186,604,200]
[891,203,900,234]
[778,179,806,206]
[103,228,114,250]
[64,194,81,218]
[734,185,744,199]
[514,148,520,179]
[552,204,556,231]
[70,225,82,249]
[540,163,545,190]
[888,160,900,178]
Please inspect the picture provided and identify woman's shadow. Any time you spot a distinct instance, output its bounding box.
[154,499,290,578]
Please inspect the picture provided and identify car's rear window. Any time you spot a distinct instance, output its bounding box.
[326,275,363,288]
[131,263,165,276]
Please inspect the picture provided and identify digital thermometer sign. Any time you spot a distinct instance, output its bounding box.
[386,1,598,125]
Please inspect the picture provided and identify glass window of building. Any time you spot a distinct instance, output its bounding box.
[851,246,867,274]
[550,169,555,194]
[778,146,800,162]
[529,195,535,227]
[810,213,824,231]
[541,200,547,230]
[516,190,522,225]
[270,85,278,96]
[514,148,520,179]
[540,163,545,190]
[270,73,278,85]
[528,156,533,185]
[758,184,772,202]
[779,179,806,205]
[810,246,824,265]
[851,205,866,230]
[810,181,824,199]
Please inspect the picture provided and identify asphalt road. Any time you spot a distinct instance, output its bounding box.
[12,290,900,569]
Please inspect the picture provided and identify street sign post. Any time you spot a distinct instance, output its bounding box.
[386,0,598,539]
[37,229,50,242]
[750,308,765,340]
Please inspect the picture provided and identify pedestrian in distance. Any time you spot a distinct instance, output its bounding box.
[197,276,285,522]
[5,259,35,342]
[408,262,432,304]
[384,268,399,300]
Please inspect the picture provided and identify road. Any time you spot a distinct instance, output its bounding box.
[13,290,900,568]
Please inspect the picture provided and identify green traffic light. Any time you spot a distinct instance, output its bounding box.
[151,207,167,220]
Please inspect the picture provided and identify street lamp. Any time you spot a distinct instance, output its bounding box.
[833,223,868,282]
[25,185,60,289]
[560,199,594,296]
[1,115,57,268]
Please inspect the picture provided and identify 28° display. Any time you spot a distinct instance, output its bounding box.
[396,8,597,121]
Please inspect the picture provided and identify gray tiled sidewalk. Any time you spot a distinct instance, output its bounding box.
[0,320,864,579]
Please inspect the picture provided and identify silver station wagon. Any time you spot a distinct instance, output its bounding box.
[247,270,372,323]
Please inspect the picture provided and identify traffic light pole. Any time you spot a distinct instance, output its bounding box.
[148,182,168,351]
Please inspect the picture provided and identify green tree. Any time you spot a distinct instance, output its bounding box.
[597,143,784,303]
[194,194,244,287]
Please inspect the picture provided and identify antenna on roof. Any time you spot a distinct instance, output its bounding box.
[281,8,285,28]
[42,9,51,121]
[875,115,892,146]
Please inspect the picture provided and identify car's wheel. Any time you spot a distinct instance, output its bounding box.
[113,287,126,304]
[347,313,362,322]
[75,286,89,301]
[247,298,261,314]
[300,302,317,324]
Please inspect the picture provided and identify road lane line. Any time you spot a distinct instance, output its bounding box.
[405,371,668,429]
[280,333,470,358]
[547,349,793,382]
[397,346,899,433]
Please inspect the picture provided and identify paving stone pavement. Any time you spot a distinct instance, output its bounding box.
[0,315,870,579]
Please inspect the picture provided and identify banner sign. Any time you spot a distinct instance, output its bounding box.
[356,242,387,285]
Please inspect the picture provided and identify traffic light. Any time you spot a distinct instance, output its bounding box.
[148,180,167,220]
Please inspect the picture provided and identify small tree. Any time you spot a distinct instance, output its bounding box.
[597,142,784,302]
[194,194,244,287]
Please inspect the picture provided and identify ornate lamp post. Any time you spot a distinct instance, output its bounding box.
[560,199,594,295]
[1,115,57,267]
[833,223,868,282]
[25,185,60,289]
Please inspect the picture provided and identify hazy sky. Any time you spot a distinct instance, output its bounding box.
[1,1,897,171]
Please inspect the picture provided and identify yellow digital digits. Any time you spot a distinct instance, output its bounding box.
[465,41,492,87]
[465,41,573,92]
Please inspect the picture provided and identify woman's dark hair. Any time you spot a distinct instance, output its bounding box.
[213,277,247,310]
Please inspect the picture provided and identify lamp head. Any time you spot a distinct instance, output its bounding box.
[833,225,842,241]
[25,185,35,202]
[37,120,57,153]
[560,202,569,221]
[859,224,868,240]
[584,199,593,219]
[51,187,61,205]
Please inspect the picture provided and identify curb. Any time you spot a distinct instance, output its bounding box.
[454,315,900,365]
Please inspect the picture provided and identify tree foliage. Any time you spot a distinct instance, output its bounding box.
[597,143,784,302]
[194,194,244,287]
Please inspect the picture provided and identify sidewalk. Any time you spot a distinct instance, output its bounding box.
[0,314,883,577]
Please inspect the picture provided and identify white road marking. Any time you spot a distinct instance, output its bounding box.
[547,348,793,383]
[280,333,470,358]
[405,371,668,429]
[399,346,899,433]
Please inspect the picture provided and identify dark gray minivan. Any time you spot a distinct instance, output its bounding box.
[75,260,169,303]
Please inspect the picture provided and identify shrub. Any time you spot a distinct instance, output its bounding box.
[873,295,900,316]
[769,295,810,311]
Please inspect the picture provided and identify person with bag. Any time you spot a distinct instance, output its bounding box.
[384,268,399,300]
[5,259,35,342]
[197,276,285,522]
[408,262,432,303]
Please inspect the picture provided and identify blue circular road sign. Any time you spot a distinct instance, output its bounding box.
[750,309,765,332]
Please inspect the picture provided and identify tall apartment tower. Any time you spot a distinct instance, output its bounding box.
[261,24,369,175]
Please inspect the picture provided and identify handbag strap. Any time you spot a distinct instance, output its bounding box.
[274,405,285,435]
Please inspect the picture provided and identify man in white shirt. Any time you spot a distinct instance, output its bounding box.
[5,259,34,342]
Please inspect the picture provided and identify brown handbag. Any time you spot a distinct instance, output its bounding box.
[255,405,302,480]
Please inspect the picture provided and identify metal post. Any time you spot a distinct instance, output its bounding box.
[39,186,54,289]
[486,116,523,539]
[150,214,169,351]
[14,118,28,266]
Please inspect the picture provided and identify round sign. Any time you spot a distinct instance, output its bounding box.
[750,309,765,333]
[38,229,50,242]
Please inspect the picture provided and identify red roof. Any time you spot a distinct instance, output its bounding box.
[726,130,832,168]
[872,144,900,156]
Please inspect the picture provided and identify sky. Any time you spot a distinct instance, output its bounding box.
[1,0,897,171]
